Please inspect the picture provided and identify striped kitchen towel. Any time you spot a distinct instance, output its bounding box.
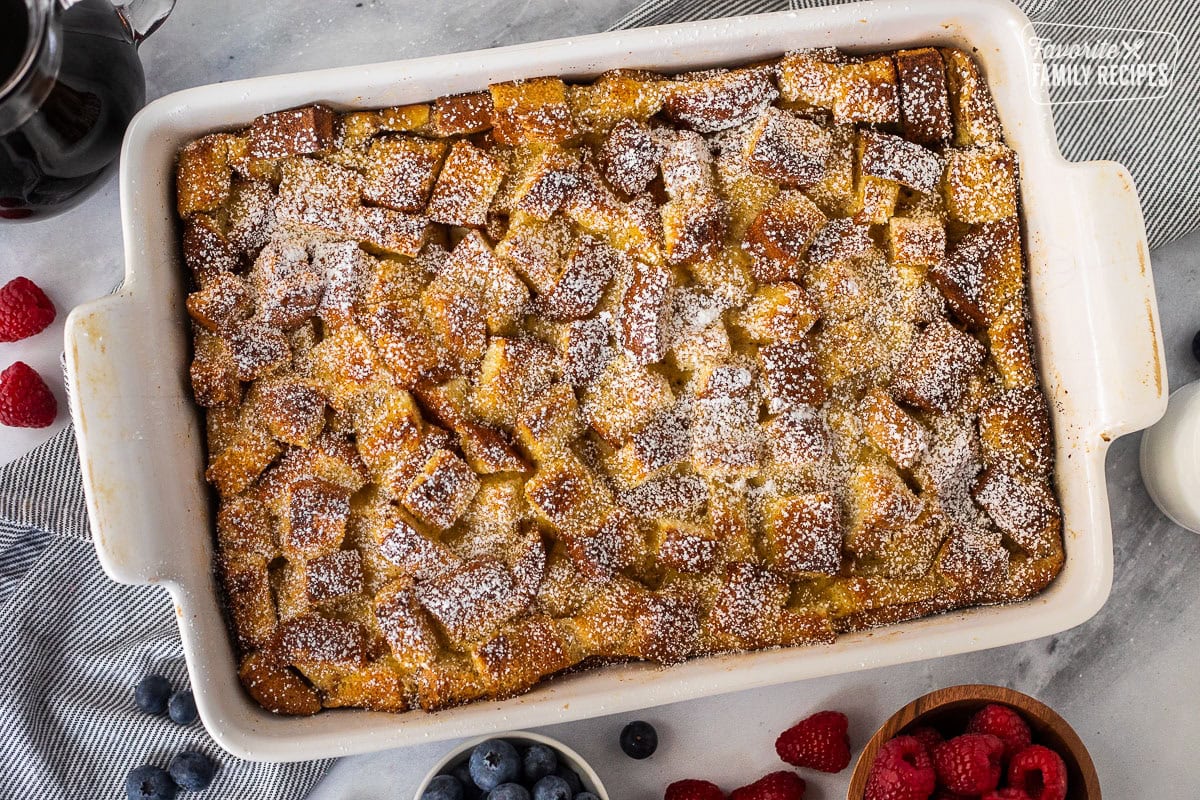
[0,1,1195,799]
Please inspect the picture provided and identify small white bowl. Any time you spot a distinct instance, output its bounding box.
[414,731,610,800]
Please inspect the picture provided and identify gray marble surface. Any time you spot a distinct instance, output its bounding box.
[5,0,1199,796]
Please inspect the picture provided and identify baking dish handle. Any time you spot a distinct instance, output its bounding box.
[65,292,192,587]
[1065,160,1168,439]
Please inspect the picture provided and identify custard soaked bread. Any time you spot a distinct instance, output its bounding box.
[177,46,1063,716]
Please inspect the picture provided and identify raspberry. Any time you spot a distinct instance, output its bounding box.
[775,710,851,773]
[0,277,56,342]
[983,790,1034,800]
[933,734,1004,795]
[729,771,805,800]
[1007,745,1068,800]
[0,362,57,428]
[864,735,936,800]
[665,779,726,800]
[906,726,944,753]
[966,704,1033,760]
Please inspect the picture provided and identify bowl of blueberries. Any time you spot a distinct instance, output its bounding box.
[416,732,609,800]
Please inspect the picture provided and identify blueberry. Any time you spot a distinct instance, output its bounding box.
[522,743,558,782]
[552,765,582,794]
[167,690,198,725]
[469,739,520,791]
[488,784,531,800]
[124,765,178,800]
[532,775,572,800]
[574,794,600,800]
[134,675,172,715]
[619,720,658,759]
[424,774,465,800]
[450,762,483,800]
[167,751,215,792]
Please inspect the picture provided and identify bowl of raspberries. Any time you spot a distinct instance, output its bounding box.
[848,684,1100,800]
[416,732,608,800]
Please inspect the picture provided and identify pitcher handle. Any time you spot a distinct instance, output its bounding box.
[112,0,177,45]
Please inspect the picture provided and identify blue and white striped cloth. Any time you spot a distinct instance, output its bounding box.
[1,0,1196,797]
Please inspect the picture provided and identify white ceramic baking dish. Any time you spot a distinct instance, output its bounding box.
[64,0,1166,762]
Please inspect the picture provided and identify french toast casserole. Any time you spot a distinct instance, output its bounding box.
[175,46,1064,716]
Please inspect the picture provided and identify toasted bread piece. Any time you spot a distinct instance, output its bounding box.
[859,130,942,194]
[978,386,1053,477]
[942,144,1018,224]
[427,140,506,226]
[429,91,494,137]
[182,214,240,284]
[510,145,580,220]
[709,562,791,649]
[496,212,574,294]
[670,317,733,375]
[762,492,843,576]
[778,49,844,109]
[941,49,1003,147]
[734,282,819,343]
[373,581,441,667]
[413,379,529,474]
[556,316,615,386]
[534,236,620,321]
[620,260,674,365]
[490,77,576,145]
[567,69,667,132]
[659,130,728,266]
[190,332,242,408]
[806,217,873,265]
[663,67,779,133]
[833,57,900,124]
[472,337,560,427]
[887,216,946,267]
[239,651,322,716]
[894,48,953,145]
[275,157,364,236]
[759,340,828,412]
[362,136,448,212]
[598,118,659,196]
[433,230,530,335]
[745,106,832,187]
[972,466,1060,556]
[860,386,928,469]
[356,300,439,387]
[654,520,722,574]
[607,404,691,489]
[849,173,900,225]
[987,299,1038,389]
[177,134,236,217]
[581,352,675,445]
[220,555,277,650]
[305,550,365,603]
[249,105,336,160]
[280,478,352,557]
[745,191,827,281]
[763,408,833,470]
[847,463,924,553]
[928,218,1019,326]
[402,449,480,530]
[515,382,584,461]
[891,320,985,413]
[472,615,576,697]
[257,378,327,447]
[691,361,762,477]
[374,506,460,580]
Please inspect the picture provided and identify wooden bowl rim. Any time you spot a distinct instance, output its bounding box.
[846,684,1101,799]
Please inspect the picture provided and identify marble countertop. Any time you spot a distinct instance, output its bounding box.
[4,0,1197,796]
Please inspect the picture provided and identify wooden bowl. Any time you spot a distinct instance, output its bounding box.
[847,684,1101,799]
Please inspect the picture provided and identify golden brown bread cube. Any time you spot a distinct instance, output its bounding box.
[763,409,833,470]
[429,91,494,137]
[654,520,722,574]
[805,217,873,265]
[182,214,240,284]
[490,77,576,145]
[378,103,432,132]
[987,299,1039,390]
[887,216,946,267]
[415,558,528,643]
[833,57,900,124]
[561,508,644,579]
[567,69,667,132]
[978,386,1053,477]
[860,387,928,470]
[190,332,241,408]
[217,497,276,557]
[510,146,580,220]
[305,549,365,603]
[928,218,1019,326]
[219,555,277,650]
[249,105,336,160]
[280,478,352,557]
[849,173,900,225]
[275,157,363,235]
[362,135,448,212]
[374,505,460,580]
[859,130,942,195]
[496,212,574,294]
[847,463,924,553]
[279,612,373,667]
[658,131,728,266]
[238,651,322,716]
[206,425,281,496]
[761,492,843,576]
[744,106,832,187]
[402,448,480,530]
[350,388,427,480]
[177,134,235,217]
[413,379,529,475]
[427,140,506,226]
[620,260,674,365]
[709,562,791,649]
[354,207,433,258]
[745,190,827,282]
[691,362,762,477]
[534,236,620,321]
[438,230,530,334]
[472,615,576,697]
[515,383,584,461]
[421,282,487,363]
[891,320,986,413]
[662,67,779,133]
[598,118,658,197]
[472,336,560,428]
[972,466,1060,557]
[942,144,1018,224]
[941,48,1003,147]
[894,48,953,145]
[607,404,691,489]
[580,352,675,445]
[670,318,732,375]
[257,378,327,447]
[355,300,438,388]
[759,339,828,411]
[525,454,613,535]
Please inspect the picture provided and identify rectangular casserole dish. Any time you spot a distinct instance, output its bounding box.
[64,0,1166,762]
